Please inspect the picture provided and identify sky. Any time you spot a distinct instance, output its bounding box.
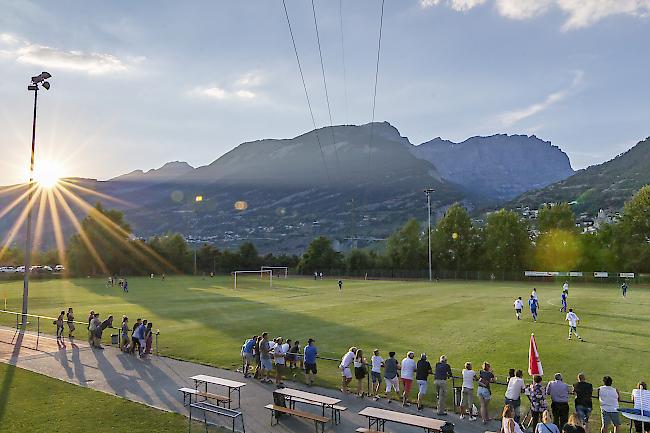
[0,0,649,185]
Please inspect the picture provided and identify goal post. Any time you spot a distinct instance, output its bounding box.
[232,269,273,290]
[260,266,288,279]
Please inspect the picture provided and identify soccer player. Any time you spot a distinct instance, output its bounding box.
[338,280,343,291]
[563,281,569,293]
[532,287,538,302]
[566,308,583,341]
[529,295,539,322]
[560,290,568,312]
[621,282,628,298]
[514,297,524,320]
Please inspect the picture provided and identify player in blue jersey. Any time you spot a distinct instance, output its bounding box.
[560,290,568,312]
[528,295,539,322]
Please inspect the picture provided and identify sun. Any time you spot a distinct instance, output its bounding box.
[33,160,64,188]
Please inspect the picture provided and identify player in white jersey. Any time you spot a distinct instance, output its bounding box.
[565,308,583,341]
[531,288,538,301]
[513,297,524,320]
[563,281,569,293]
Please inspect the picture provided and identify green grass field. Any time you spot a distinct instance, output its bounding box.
[0,362,218,433]
[1,275,647,401]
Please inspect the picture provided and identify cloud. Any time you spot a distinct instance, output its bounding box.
[190,71,263,102]
[0,33,136,74]
[498,71,583,127]
[421,0,650,30]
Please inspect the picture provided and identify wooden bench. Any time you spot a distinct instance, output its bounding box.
[289,396,347,423]
[189,401,245,433]
[264,404,329,433]
[178,387,231,407]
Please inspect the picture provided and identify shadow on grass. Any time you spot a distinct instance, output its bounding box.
[0,331,23,423]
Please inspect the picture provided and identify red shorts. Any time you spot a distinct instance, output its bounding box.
[401,378,413,393]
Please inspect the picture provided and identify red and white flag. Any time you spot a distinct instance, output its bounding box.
[528,333,543,376]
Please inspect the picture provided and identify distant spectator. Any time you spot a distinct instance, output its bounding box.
[460,361,477,420]
[55,310,65,341]
[536,410,560,433]
[354,349,367,397]
[434,355,452,415]
[598,376,621,433]
[143,322,153,358]
[527,375,548,428]
[547,373,570,429]
[130,318,142,355]
[339,347,356,393]
[478,362,496,424]
[384,351,400,403]
[370,349,384,401]
[416,353,433,411]
[502,404,525,433]
[563,413,587,433]
[132,319,146,355]
[120,316,130,352]
[242,335,256,378]
[66,308,75,338]
[505,369,526,423]
[259,332,272,384]
[400,351,416,407]
[573,373,593,430]
[87,310,95,343]
[89,313,101,348]
[303,338,318,386]
[620,382,650,433]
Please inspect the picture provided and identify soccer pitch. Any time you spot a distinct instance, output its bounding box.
[1,275,647,398]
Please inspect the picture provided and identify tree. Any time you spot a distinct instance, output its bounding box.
[431,203,476,272]
[612,185,650,271]
[385,219,425,271]
[534,229,582,272]
[537,203,577,233]
[298,236,342,273]
[483,209,531,273]
[147,233,192,274]
[346,249,375,273]
[238,242,260,269]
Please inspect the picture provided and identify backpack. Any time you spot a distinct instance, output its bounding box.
[441,421,455,433]
[272,390,287,418]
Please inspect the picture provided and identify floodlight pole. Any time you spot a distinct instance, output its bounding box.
[21,86,39,326]
[424,189,435,282]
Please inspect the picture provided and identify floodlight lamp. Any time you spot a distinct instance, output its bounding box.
[28,84,38,91]
[42,81,50,90]
[31,72,52,84]
[41,72,52,80]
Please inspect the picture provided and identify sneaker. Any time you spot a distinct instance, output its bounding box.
[403,402,411,407]
[460,415,465,420]
[470,416,477,421]
[387,399,392,404]
[373,396,379,402]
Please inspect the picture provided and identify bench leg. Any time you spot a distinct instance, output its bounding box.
[241,415,246,433]
[188,404,192,433]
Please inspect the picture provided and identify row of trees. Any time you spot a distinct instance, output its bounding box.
[6,185,650,276]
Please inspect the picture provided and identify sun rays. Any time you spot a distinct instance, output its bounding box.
[0,176,178,274]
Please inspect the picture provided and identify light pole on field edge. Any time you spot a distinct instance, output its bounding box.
[22,72,52,326]
[424,188,434,282]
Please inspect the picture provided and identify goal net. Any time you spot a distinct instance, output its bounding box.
[260,266,288,279]
[232,269,273,290]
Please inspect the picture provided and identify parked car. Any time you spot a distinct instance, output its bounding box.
[54,265,65,272]
[43,265,53,272]
[15,266,26,273]
[0,266,16,273]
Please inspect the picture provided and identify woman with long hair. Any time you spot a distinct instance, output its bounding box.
[354,349,367,397]
[478,361,496,424]
[536,410,560,433]
[502,404,525,433]
[143,322,153,358]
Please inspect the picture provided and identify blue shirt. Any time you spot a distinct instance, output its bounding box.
[243,339,255,354]
[304,344,317,364]
[561,293,567,302]
[529,299,538,310]
[134,324,146,339]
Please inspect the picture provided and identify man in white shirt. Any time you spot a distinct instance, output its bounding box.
[514,297,524,320]
[598,376,621,433]
[505,369,526,422]
[273,337,286,386]
[566,309,583,341]
[400,351,416,407]
[563,281,569,293]
[370,349,384,400]
[340,347,356,393]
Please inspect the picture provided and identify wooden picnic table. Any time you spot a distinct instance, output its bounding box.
[359,406,446,432]
[274,387,341,422]
[190,374,246,409]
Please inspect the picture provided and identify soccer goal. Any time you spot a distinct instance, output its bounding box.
[260,266,288,279]
[232,269,273,290]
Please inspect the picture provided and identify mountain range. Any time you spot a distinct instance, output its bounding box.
[2,121,627,254]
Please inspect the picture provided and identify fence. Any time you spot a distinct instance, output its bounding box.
[0,309,159,355]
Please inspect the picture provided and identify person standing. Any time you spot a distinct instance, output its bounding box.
[505,369,526,423]
[354,349,367,397]
[434,355,453,415]
[514,297,524,320]
[416,353,433,411]
[66,308,75,338]
[242,335,256,378]
[143,322,153,358]
[620,382,650,433]
[123,278,129,293]
[563,281,569,294]
[338,280,343,291]
[129,318,142,355]
[120,316,130,352]
[384,351,400,403]
[573,373,593,431]
[536,410,561,433]
[532,287,538,302]
[400,351,416,407]
[547,373,570,430]
[86,310,95,344]
[303,338,318,386]
[502,405,525,433]
[272,337,286,387]
[478,362,496,424]
[460,362,477,420]
[259,332,273,384]
[529,295,539,322]
[340,347,356,393]
[560,290,568,313]
[563,413,587,433]
[621,282,628,298]
[566,309,583,341]
[527,375,549,428]
[55,310,65,341]
[598,376,621,433]
[370,349,384,401]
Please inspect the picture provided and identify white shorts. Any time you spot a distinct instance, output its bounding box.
[385,376,399,393]
[341,367,352,379]
[417,380,428,395]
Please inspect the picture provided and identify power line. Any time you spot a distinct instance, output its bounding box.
[311,0,342,180]
[366,0,386,179]
[281,0,332,185]
[339,0,349,124]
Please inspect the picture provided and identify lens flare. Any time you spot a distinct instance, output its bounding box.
[32,160,63,188]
